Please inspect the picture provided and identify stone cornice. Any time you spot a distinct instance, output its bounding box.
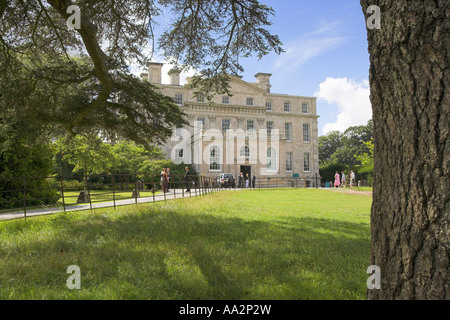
[183,104,319,119]
[265,112,320,119]
[184,103,266,115]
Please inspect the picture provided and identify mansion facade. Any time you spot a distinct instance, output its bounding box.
[141,62,320,184]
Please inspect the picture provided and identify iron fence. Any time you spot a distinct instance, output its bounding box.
[0,173,320,221]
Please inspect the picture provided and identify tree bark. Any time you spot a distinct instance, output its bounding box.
[361,0,449,299]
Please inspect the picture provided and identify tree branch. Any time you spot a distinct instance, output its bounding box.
[47,0,114,130]
[0,0,6,20]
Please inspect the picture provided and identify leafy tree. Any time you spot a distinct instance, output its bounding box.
[319,131,343,164]
[111,141,164,175]
[354,139,374,185]
[319,120,373,167]
[0,120,59,208]
[56,134,115,193]
[355,139,374,169]
[0,0,282,146]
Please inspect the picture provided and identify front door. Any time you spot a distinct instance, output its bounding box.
[240,166,252,187]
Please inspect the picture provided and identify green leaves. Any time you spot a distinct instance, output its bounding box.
[159,0,283,85]
[57,135,115,176]
[1,0,283,144]
[319,120,374,183]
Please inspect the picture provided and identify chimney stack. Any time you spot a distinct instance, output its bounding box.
[169,69,181,86]
[148,62,164,84]
[254,73,272,93]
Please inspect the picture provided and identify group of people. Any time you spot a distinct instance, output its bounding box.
[334,170,356,188]
[160,168,171,193]
[161,167,259,193]
[160,167,194,193]
[238,172,256,188]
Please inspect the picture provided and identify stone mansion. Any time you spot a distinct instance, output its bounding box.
[141,62,320,184]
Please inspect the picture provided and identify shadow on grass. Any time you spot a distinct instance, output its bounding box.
[0,209,371,300]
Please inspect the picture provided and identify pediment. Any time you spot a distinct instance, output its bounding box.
[228,76,267,95]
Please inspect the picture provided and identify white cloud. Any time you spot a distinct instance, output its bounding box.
[316,77,372,134]
[273,21,345,72]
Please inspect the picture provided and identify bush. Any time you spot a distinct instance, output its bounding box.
[0,137,61,209]
[354,165,373,186]
[319,162,349,183]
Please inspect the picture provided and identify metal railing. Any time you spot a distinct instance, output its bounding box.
[0,173,321,221]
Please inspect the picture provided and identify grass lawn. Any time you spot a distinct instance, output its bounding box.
[0,189,372,300]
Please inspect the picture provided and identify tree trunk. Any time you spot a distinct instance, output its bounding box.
[361,0,449,299]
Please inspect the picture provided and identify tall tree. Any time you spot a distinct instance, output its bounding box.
[319,131,344,164]
[0,0,282,147]
[57,134,115,193]
[361,1,449,299]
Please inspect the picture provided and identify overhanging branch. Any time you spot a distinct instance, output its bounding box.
[46,0,114,129]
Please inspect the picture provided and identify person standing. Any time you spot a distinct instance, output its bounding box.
[184,167,192,192]
[245,173,250,188]
[162,168,169,193]
[166,168,171,192]
[238,172,244,188]
[252,174,256,188]
[341,171,346,188]
[334,171,340,188]
[350,170,356,187]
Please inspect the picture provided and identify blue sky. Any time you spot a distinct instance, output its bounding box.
[143,0,373,137]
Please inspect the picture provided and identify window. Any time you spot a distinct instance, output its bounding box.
[304,153,311,172]
[266,121,274,135]
[240,146,251,158]
[285,123,292,142]
[286,152,293,172]
[222,96,230,104]
[174,93,183,105]
[247,120,255,131]
[302,103,309,114]
[267,147,277,172]
[210,146,221,171]
[303,124,310,142]
[194,146,200,172]
[222,119,231,132]
[266,100,273,112]
[196,118,205,132]
[284,101,291,113]
[197,94,205,103]
[175,148,184,161]
[246,97,254,106]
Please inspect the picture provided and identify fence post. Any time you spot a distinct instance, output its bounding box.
[23,177,27,220]
[87,177,92,213]
[60,178,66,214]
[152,174,156,204]
[181,174,185,198]
[173,175,177,199]
[193,176,197,197]
[163,179,167,202]
[134,174,138,206]
[112,175,116,210]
